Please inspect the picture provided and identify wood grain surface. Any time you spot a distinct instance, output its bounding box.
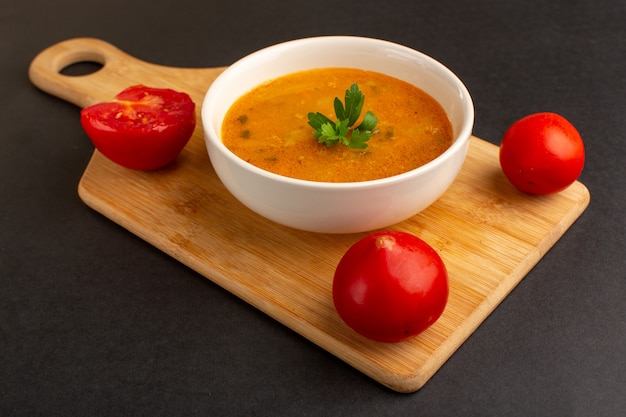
[29,38,590,392]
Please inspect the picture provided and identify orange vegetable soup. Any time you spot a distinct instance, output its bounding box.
[221,68,453,182]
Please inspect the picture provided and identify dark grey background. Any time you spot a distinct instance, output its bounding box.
[1,0,624,416]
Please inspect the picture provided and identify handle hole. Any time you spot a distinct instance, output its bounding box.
[60,61,103,76]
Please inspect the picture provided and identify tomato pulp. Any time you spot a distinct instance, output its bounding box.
[499,112,585,194]
[80,85,196,170]
[332,231,448,343]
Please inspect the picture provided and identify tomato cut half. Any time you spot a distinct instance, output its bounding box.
[80,85,196,170]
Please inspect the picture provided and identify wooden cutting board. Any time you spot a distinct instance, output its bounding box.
[29,38,590,393]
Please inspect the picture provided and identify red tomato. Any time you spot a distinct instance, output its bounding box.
[332,231,448,343]
[499,112,585,194]
[80,85,196,170]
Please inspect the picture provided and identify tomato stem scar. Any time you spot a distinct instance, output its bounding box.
[375,235,397,251]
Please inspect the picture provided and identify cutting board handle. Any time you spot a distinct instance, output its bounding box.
[29,37,227,110]
[29,38,157,108]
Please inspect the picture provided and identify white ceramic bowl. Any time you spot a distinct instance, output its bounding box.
[202,36,474,234]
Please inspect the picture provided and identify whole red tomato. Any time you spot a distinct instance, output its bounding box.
[80,85,196,170]
[332,231,448,343]
[499,112,585,194]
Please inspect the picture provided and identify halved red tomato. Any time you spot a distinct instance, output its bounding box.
[80,85,196,170]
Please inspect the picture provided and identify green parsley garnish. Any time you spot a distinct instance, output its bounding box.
[307,83,378,149]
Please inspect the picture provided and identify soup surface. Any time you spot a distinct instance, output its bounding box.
[221,68,453,182]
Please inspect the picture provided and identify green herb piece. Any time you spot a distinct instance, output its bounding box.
[307,83,378,149]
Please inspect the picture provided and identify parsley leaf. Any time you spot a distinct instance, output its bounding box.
[307,83,378,149]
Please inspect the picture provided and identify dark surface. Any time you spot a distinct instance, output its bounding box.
[1,0,625,416]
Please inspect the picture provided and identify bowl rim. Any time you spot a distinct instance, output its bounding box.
[202,35,474,190]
